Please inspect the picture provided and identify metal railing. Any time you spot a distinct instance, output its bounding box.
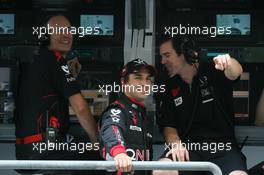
[0,160,222,175]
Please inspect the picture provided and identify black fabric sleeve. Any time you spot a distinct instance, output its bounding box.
[209,61,240,86]
[49,56,80,99]
[208,62,237,128]
[99,107,127,153]
[157,85,179,130]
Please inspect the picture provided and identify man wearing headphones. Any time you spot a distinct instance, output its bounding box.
[153,36,247,175]
[16,15,99,174]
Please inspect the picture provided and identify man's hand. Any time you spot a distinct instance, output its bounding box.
[213,54,231,71]
[165,141,190,162]
[114,153,133,172]
[213,54,243,80]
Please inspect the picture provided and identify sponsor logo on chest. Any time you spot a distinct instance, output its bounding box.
[174,96,183,106]
[129,125,142,132]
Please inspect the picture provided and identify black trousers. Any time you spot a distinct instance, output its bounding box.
[159,146,247,175]
[248,161,264,175]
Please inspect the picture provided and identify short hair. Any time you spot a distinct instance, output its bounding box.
[158,35,199,64]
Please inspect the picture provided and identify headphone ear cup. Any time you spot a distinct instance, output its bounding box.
[186,48,198,64]
[38,15,53,46]
[39,33,50,46]
[182,38,198,64]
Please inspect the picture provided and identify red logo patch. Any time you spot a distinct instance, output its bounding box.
[131,111,137,125]
[54,51,62,61]
[171,87,180,97]
[50,116,60,128]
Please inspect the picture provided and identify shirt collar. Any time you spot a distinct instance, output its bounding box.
[120,93,146,109]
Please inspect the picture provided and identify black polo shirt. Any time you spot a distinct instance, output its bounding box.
[157,61,237,142]
[15,47,80,139]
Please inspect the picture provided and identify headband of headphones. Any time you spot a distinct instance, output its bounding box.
[180,37,198,64]
[159,35,199,65]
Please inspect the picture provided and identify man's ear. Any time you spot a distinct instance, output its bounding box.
[194,51,198,57]
[120,77,125,86]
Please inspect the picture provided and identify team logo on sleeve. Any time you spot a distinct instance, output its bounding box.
[112,117,120,123]
[61,64,76,82]
[111,109,121,116]
[110,109,121,123]
[61,65,70,75]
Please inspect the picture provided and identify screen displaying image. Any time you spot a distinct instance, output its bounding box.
[0,14,15,34]
[80,15,114,36]
[216,14,250,35]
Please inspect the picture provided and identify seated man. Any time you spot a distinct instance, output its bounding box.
[99,59,155,175]
[153,36,247,175]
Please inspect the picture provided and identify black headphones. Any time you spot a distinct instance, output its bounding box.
[180,37,198,65]
[38,15,53,46]
[39,33,50,46]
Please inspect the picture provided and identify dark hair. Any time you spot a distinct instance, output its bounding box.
[159,35,199,65]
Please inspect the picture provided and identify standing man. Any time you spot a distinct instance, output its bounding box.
[153,36,247,175]
[99,59,155,175]
[15,15,98,174]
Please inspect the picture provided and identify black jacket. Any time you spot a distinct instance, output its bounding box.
[16,47,80,142]
[157,62,237,142]
[99,93,152,175]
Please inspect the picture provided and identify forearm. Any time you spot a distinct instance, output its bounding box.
[101,124,126,157]
[163,127,181,144]
[224,58,243,80]
[69,94,98,143]
[76,106,98,143]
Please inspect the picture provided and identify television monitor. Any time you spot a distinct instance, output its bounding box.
[216,14,250,35]
[0,67,10,84]
[80,15,114,36]
[0,14,15,35]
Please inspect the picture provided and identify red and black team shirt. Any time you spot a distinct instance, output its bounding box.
[15,47,80,139]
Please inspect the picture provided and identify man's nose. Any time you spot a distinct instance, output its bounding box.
[161,57,167,65]
[63,31,72,38]
[141,79,151,85]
